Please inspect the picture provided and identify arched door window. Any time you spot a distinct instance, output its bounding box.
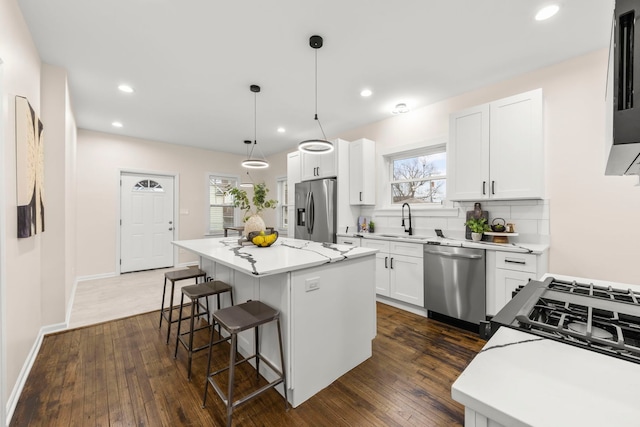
[133,179,165,192]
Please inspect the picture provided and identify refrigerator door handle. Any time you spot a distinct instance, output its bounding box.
[309,191,315,234]
[305,191,311,234]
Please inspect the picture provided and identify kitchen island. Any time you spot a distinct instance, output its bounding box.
[172,237,378,407]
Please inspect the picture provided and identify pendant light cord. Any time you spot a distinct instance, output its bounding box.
[314,48,328,140]
[249,90,257,159]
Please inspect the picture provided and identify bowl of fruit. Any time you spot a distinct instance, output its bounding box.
[247,230,279,247]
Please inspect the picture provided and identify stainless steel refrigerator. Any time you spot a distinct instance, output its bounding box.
[294,179,337,243]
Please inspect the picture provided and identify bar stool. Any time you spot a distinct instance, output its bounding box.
[202,300,288,426]
[159,267,206,344]
[174,280,234,380]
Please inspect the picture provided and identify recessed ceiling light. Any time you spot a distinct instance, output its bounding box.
[112,121,123,128]
[118,84,134,93]
[360,89,372,97]
[392,103,410,115]
[277,127,286,133]
[535,4,559,21]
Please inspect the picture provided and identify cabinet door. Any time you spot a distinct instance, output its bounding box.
[492,269,536,316]
[287,151,301,205]
[349,138,375,205]
[362,239,391,296]
[447,104,490,201]
[373,252,390,296]
[389,254,424,307]
[489,89,543,199]
[301,149,337,181]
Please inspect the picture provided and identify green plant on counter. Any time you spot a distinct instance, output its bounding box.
[368,221,375,232]
[464,217,490,233]
[226,182,277,221]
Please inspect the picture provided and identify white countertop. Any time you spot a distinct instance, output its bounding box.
[337,232,548,254]
[173,237,378,277]
[452,327,640,427]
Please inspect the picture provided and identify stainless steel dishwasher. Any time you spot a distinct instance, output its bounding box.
[424,245,486,324]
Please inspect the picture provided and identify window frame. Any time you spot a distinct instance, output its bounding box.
[207,173,239,235]
[276,176,288,232]
[380,138,448,209]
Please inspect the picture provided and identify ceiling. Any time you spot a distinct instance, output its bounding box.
[17,0,614,158]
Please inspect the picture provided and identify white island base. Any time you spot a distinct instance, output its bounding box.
[175,238,377,407]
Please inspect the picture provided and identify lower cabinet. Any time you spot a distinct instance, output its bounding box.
[486,250,548,316]
[361,239,424,307]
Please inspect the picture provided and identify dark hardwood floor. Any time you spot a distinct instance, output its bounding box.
[10,303,485,426]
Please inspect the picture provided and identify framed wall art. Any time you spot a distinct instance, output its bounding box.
[15,95,44,238]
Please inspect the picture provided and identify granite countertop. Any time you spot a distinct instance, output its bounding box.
[451,327,640,427]
[337,232,548,254]
[173,237,378,277]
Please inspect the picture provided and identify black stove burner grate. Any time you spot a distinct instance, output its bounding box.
[509,278,640,364]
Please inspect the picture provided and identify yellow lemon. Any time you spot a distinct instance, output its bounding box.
[252,236,265,245]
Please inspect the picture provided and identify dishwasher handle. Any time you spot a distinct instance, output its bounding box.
[424,250,483,259]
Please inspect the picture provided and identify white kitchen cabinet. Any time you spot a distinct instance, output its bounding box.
[447,88,543,201]
[349,138,375,205]
[486,250,548,316]
[287,151,301,237]
[337,236,361,247]
[361,239,424,306]
[301,144,338,181]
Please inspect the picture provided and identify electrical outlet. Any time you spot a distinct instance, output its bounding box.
[305,278,320,292]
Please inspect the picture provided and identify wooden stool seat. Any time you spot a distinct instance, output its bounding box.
[202,300,288,426]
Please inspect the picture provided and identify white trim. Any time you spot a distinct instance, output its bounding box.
[0,56,7,427]
[376,295,429,318]
[5,322,66,425]
[65,278,79,326]
[118,170,179,274]
[76,271,119,282]
[377,136,447,156]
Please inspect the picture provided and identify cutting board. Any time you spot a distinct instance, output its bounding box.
[465,207,489,240]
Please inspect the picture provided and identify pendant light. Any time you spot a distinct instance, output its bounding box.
[241,84,269,169]
[298,35,334,154]
[240,142,255,187]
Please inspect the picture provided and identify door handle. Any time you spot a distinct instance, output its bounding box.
[359,191,362,201]
[390,257,394,269]
[491,181,495,195]
[424,250,483,259]
[482,181,486,195]
[384,256,388,268]
[504,258,526,265]
[168,227,173,231]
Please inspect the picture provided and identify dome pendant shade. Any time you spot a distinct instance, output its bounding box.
[299,35,334,155]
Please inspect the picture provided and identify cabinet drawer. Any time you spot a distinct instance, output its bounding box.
[361,239,390,252]
[337,237,361,247]
[389,241,423,258]
[495,252,537,273]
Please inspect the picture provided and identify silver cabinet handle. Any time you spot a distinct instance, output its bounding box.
[424,250,483,259]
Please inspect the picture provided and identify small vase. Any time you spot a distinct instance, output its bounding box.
[471,232,483,242]
[243,214,266,237]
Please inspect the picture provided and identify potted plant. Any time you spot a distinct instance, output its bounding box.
[464,217,489,241]
[226,182,278,236]
[368,220,375,233]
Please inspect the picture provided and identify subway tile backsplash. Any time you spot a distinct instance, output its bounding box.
[367,199,550,244]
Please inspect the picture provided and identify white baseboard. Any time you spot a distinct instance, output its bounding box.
[5,322,67,426]
[76,271,118,282]
[65,278,78,326]
[376,296,429,318]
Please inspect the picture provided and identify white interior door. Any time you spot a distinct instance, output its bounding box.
[120,173,175,273]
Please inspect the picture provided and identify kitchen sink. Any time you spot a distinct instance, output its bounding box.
[376,234,429,241]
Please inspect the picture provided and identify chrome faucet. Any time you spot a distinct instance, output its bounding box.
[401,202,413,235]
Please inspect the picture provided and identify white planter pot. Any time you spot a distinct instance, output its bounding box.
[471,232,483,241]
[243,214,266,237]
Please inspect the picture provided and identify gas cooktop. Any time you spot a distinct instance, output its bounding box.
[491,277,640,364]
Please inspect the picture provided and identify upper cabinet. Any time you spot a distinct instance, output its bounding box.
[349,138,375,205]
[301,145,338,181]
[447,89,544,201]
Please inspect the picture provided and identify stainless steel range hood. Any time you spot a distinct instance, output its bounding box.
[606,0,640,177]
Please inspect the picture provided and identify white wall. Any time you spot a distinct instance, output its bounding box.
[337,49,639,285]
[76,130,279,277]
[0,0,78,422]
